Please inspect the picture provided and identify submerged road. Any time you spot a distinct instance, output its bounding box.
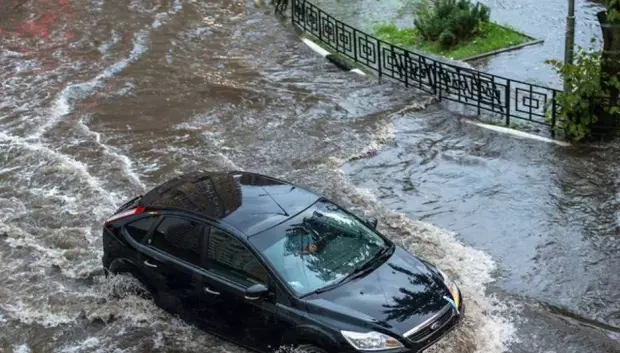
[0,1,618,352]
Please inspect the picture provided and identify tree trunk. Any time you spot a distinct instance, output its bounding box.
[592,10,620,140]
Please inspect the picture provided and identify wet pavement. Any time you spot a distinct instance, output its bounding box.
[0,0,618,352]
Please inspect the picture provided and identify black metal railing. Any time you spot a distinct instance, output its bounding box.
[282,0,571,135]
[272,0,289,16]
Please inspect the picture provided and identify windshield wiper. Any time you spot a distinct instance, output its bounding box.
[304,279,346,296]
[347,245,393,281]
[303,256,375,297]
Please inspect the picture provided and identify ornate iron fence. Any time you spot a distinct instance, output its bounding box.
[272,0,289,16]
[285,0,569,136]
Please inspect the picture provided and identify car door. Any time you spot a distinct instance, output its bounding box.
[196,226,288,352]
[138,215,207,322]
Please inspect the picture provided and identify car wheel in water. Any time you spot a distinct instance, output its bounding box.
[109,272,155,301]
[295,344,328,353]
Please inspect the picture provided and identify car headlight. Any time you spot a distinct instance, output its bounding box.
[437,268,461,310]
[340,330,404,351]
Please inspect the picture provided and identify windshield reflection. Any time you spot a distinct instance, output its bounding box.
[259,200,387,296]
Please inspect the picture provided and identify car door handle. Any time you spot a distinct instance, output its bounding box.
[143,260,158,268]
[204,287,220,295]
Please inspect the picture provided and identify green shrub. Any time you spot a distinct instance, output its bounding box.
[545,39,620,142]
[414,0,491,49]
[439,30,456,48]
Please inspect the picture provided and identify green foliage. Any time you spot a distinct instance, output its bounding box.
[439,30,457,48]
[374,22,529,59]
[603,0,620,21]
[545,39,620,142]
[414,0,491,49]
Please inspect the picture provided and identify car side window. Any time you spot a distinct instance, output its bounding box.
[125,217,157,243]
[207,228,269,287]
[150,216,206,267]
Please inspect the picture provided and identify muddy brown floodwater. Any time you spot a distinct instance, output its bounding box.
[0,1,618,353]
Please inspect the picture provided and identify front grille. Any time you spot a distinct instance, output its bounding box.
[405,305,455,343]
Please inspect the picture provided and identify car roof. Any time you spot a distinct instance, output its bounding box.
[139,171,320,236]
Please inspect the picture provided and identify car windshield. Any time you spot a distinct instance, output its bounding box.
[251,199,389,296]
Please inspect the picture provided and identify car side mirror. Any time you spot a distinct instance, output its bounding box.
[245,283,269,301]
[366,217,378,229]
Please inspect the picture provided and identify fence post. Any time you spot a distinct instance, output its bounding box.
[317,7,323,41]
[377,40,382,80]
[353,29,358,63]
[505,80,511,126]
[404,51,409,88]
[434,61,441,101]
[476,72,482,116]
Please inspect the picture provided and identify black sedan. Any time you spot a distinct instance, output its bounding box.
[102,171,464,353]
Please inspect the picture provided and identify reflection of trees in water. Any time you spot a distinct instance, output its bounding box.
[150,173,242,219]
[381,264,447,322]
[281,208,377,282]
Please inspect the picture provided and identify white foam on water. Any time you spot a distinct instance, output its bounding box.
[129,0,160,13]
[1,301,77,327]
[98,30,121,56]
[114,82,135,97]
[29,32,150,140]
[59,338,100,353]
[0,166,22,175]
[90,0,105,11]
[13,344,32,353]
[23,186,81,215]
[152,13,169,28]
[172,0,183,12]
[1,50,24,58]
[152,0,183,28]
[77,117,147,191]
[3,232,89,277]
[0,197,29,225]
[0,131,117,207]
[350,118,396,161]
[153,332,164,349]
[142,162,161,173]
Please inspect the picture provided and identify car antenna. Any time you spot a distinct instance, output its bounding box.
[261,187,289,217]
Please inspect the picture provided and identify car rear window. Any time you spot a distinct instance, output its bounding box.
[150,217,205,267]
[125,217,156,242]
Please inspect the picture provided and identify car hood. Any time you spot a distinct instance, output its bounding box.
[304,246,452,335]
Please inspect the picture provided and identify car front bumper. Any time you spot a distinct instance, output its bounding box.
[338,291,465,353]
[413,301,464,353]
[361,301,466,353]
